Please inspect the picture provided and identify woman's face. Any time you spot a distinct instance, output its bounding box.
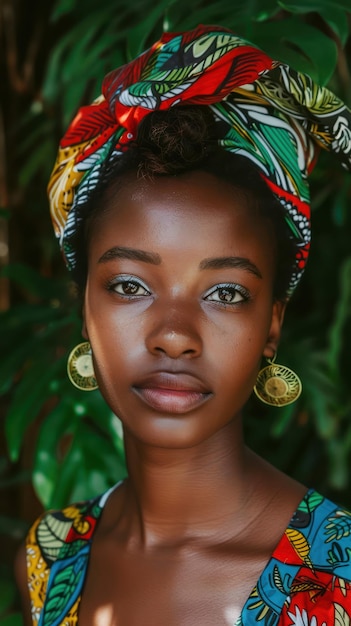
[83,171,285,448]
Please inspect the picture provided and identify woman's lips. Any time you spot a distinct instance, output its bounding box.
[134,387,210,413]
[132,372,212,414]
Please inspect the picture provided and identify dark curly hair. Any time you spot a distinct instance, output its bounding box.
[71,105,297,300]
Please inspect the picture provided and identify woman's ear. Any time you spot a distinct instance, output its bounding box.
[263,300,287,359]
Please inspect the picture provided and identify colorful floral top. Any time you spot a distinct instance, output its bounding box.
[26,486,351,625]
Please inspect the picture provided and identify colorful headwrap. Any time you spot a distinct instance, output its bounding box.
[48,24,351,294]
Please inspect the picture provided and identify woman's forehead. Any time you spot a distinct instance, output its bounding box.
[88,171,276,272]
[97,169,256,223]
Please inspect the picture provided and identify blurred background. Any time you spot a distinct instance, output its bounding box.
[1,0,351,622]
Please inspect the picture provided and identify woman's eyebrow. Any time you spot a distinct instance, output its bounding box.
[199,256,262,278]
[98,246,161,265]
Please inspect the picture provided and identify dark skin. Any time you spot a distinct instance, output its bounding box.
[16,171,306,625]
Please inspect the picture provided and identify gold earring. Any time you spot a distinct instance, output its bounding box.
[67,342,98,391]
[254,354,302,407]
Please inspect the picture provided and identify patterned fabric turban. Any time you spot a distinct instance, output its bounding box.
[48,24,351,294]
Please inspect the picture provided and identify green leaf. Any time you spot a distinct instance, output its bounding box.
[0,614,23,626]
[331,179,351,226]
[328,257,351,377]
[51,0,77,20]
[167,1,251,36]
[43,10,126,107]
[15,116,55,156]
[18,138,55,186]
[271,402,296,437]
[252,18,338,84]
[278,0,351,11]
[45,437,85,508]
[327,438,349,489]
[126,1,169,60]
[1,264,59,298]
[0,309,77,395]
[254,0,281,22]
[84,393,125,455]
[33,400,79,507]
[0,580,15,616]
[42,413,126,508]
[319,7,349,45]
[5,355,66,461]
[0,303,65,335]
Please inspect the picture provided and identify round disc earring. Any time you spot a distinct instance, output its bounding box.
[67,342,98,391]
[254,355,302,407]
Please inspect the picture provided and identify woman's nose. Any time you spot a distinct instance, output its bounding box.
[145,302,203,359]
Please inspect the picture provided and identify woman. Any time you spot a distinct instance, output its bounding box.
[16,25,351,625]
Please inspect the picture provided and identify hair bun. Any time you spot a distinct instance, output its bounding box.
[136,106,215,174]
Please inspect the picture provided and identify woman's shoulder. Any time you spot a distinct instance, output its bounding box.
[288,488,351,576]
[242,489,351,624]
[27,493,103,559]
[281,490,351,621]
[270,489,351,580]
[21,487,115,625]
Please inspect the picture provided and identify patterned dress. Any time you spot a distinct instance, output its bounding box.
[26,486,351,625]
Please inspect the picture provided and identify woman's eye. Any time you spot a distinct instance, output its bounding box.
[204,284,249,304]
[109,278,150,297]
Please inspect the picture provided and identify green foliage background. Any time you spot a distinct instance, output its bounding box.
[1,0,351,621]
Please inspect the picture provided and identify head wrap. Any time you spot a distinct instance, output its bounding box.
[48,24,351,294]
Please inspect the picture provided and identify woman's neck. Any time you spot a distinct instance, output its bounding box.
[118,419,266,548]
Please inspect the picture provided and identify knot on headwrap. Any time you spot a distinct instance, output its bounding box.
[48,24,351,294]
